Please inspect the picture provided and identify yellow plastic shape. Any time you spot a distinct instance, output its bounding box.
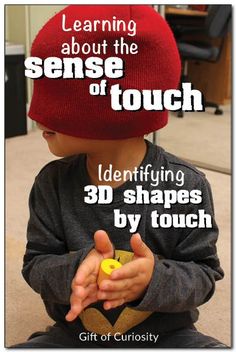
[97,258,122,286]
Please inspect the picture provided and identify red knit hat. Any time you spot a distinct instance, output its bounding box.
[28,5,181,139]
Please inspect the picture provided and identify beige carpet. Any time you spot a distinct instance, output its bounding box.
[159,105,231,173]
[6,130,231,347]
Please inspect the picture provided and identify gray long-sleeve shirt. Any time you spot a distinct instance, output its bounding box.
[22,140,224,337]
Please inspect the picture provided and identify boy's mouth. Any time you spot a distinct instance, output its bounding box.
[42,130,56,139]
[37,123,56,139]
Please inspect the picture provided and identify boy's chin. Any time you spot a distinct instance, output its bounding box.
[48,146,74,158]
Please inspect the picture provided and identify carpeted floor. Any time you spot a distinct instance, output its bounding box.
[6,130,231,347]
[159,105,231,174]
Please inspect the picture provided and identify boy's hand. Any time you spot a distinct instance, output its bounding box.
[97,233,154,310]
[65,230,113,322]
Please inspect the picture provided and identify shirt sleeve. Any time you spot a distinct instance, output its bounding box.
[22,174,94,305]
[132,176,224,312]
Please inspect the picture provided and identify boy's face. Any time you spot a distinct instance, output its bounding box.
[37,123,145,158]
[37,123,99,157]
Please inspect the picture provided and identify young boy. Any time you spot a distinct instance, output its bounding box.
[13,5,226,348]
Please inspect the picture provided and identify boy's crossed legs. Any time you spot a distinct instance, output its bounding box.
[11,323,227,348]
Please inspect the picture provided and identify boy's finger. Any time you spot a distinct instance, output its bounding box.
[103,298,125,310]
[73,283,97,298]
[73,272,97,288]
[99,278,134,292]
[82,293,98,310]
[74,259,96,285]
[72,285,86,298]
[109,260,141,280]
[65,302,82,321]
[130,233,153,258]
[94,230,114,258]
[66,283,98,321]
[98,289,127,300]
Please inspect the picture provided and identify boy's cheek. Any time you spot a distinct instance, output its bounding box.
[44,134,91,157]
[46,140,66,157]
[44,136,75,157]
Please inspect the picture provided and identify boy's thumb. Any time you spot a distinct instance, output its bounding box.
[130,233,152,258]
[94,230,114,258]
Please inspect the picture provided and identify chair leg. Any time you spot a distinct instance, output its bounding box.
[177,60,224,117]
[176,61,188,118]
[177,110,184,118]
[205,101,223,115]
